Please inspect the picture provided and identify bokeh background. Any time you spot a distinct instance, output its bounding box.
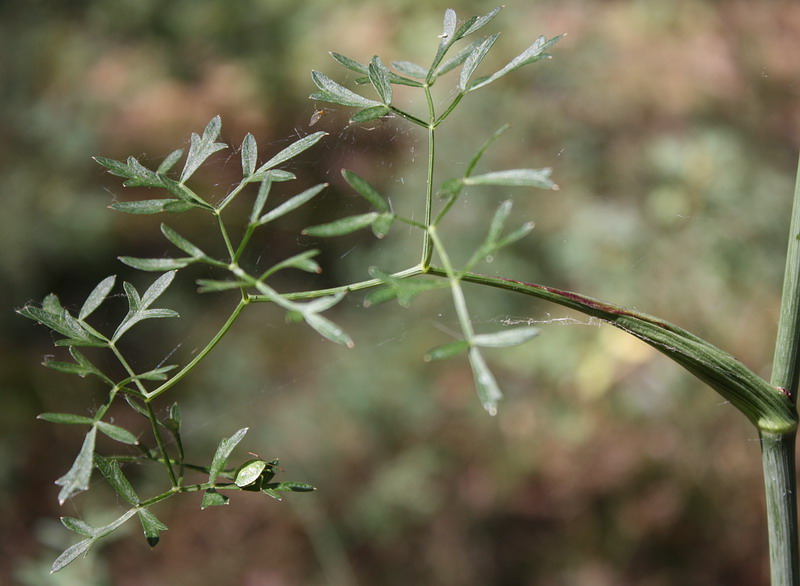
[3,0,800,584]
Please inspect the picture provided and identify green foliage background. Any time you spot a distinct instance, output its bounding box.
[3,0,800,584]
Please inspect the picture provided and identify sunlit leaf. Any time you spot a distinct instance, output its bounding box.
[310,71,381,108]
[428,8,459,78]
[301,291,346,314]
[253,131,327,177]
[61,517,96,537]
[303,212,379,237]
[79,276,116,321]
[469,34,564,91]
[180,116,228,183]
[94,156,165,189]
[330,52,369,74]
[38,413,94,425]
[241,133,257,177]
[468,347,502,415]
[368,55,392,105]
[209,427,249,484]
[434,38,483,78]
[463,168,558,190]
[472,326,540,348]
[461,6,502,37]
[18,303,104,347]
[459,33,499,91]
[303,312,354,348]
[141,271,176,308]
[55,427,97,504]
[118,257,194,272]
[235,459,267,487]
[113,272,179,341]
[391,60,428,79]
[257,183,327,225]
[157,148,185,174]
[51,537,94,573]
[109,199,195,215]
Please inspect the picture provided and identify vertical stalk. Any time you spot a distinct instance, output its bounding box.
[761,432,799,586]
[421,84,437,269]
[766,153,800,585]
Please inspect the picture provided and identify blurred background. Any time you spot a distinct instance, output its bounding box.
[3,0,800,584]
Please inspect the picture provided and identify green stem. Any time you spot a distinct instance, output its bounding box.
[761,432,799,586]
[146,298,249,401]
[425,266,796,432]
[764,153,800,586]
[421,84,437,269]
[250,265,426,303]
[145,400,178,487]
[215,211,236,260]
[427,228,475,340]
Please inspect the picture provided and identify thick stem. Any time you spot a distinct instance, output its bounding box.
[761,432,799,586]
[765,153,800,585]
